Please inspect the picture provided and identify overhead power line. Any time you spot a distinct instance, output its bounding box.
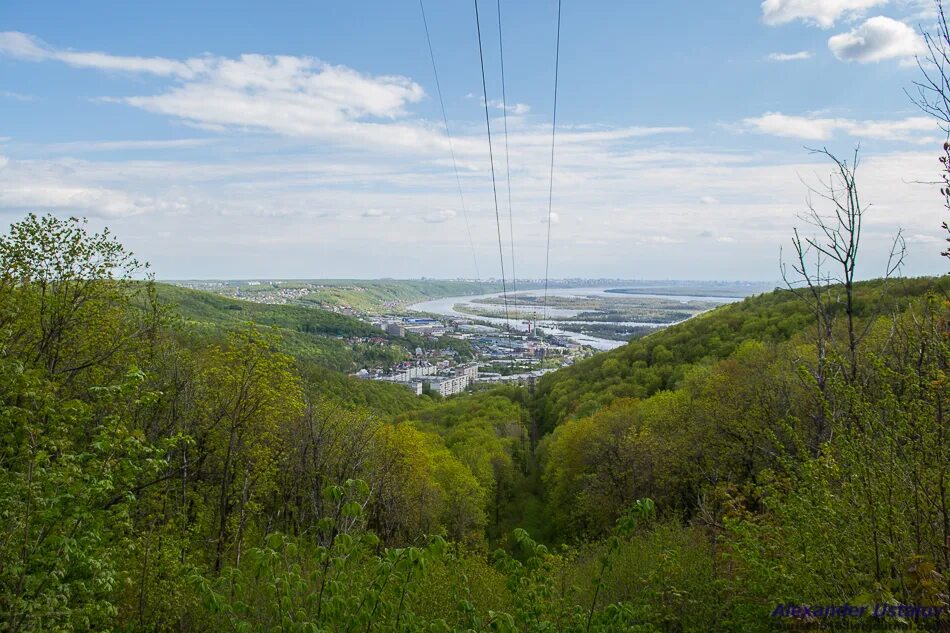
[542,0,562,322]
[419,0,481,280]
[474,0,512,340]
[496,0,517,327]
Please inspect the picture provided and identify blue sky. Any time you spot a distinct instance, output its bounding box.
[0,0,946,279]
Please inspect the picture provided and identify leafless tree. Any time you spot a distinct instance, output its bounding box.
[782,148,906,447]
[908,0,950,264]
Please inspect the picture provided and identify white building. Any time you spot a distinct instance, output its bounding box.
[399,380,423,396]
[391,365,437,382]
[424,374,469,397]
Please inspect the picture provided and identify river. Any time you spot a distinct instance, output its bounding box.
[408,287,737,351]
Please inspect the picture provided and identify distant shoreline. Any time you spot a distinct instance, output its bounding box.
[605,287,752,299]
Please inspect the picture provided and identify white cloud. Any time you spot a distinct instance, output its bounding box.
[897,0,938,20]
[761,0,887,27]
[0,146,942,278]
[0,31,50,59]
[0,90,35,101]
[767,50,814,61]
[0,184,154,217]
[828,16,926,62]
[423,209,457,223]
[0,157,173,218]
[40,139,214,153]
[742,111,937,140]
[486,99,531,115]
[0,32,692,169]
[121,56,428,147]
[907,232,943,243]
[641,235,684,245]
[0,31,434,152]
[743,113,848,139]
[2,33,942,277]
[698,230,737,244]
[0,31,204,77]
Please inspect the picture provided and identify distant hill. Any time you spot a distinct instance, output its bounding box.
[166,279,520,313]
[157,282,386,338]
[154,283,422,414]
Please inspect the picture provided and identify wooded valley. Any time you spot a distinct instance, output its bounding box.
[0,212,947,631]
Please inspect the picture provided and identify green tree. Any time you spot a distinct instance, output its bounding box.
[0,213,155,384]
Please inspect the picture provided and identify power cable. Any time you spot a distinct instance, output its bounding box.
[419,0,481,279]
[496,0,518,330]
[474,0,512,346]
[541,0,562,324]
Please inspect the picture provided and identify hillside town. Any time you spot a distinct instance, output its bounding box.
[353,314,589,396]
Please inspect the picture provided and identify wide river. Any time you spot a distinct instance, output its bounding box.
[408,287,738,351]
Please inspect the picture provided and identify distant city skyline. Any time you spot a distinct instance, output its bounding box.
[0,0,947,280]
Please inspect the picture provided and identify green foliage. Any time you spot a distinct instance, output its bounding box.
[1,213,949,632]
[296,279,515,314]
[397,388,533,543]
[156,283,406,373]
[0,213,158,387]
[195,481,455,632]
[297,363,421,416]
[533,277,942,431]
[155,283,423,415]
[0,361,174,631]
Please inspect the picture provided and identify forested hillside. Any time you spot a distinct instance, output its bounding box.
[158,282,402,369]
[291,279,521,313]
[153,283,427,414]
[533,277,942,430]
[0,213,947,632]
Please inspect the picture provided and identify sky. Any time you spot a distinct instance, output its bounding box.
[0,0,947,281]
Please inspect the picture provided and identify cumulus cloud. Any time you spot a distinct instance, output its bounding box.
[761,0,887,28]
[0,31,692,168]
[123,56,428,147]
[423,209,457,223]
[742,111,937,140]
[828,16,926,62]
[5,32,940,277]
[767,50,813,61]
[0,31,436,151]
